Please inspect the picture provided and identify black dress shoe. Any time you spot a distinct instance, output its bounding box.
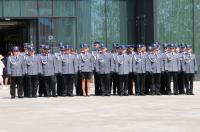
[156,92,162,96]
[68,94,74,97]
[18,96,24,98]
[190,92,194,95]
[102,93,106,96]
[62,94,67,97]
[167,92,172,95]
[52,95,57,97]
[11,96,15,99]
[124,93,129,96]
[174,93,179,95]
[135,93,140,96]
[140,93,146,96]
[149,92,155,96]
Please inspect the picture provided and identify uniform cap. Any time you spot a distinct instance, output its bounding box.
[28,46,35,52]
[80,43,88,48]
[12,46,20,52]
[43,45,50,50]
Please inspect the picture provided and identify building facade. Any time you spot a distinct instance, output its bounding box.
[0,0,199,79]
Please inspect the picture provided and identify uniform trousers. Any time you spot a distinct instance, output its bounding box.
[178,71,185,94]
[43,76,56,97]
[23,75,28,97]
[135,73,146,95]
[10,76,23,98]
[38,75,45,96]
[110,72,119,95]
[94,71,101,95]
[27,75,39,97]
[161,71,168,94]
[150,73,161,94]
[128,72,135,95]
[145,72,151,94]
[99,74,111,95]
[118,74,128,96]
[167,72,178,94]
[56,73,63,96]
[62,74,75,96]
[76,71,82,96]
[185,73,194,94]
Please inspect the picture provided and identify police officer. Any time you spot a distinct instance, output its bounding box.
[182,45,198,95]
[142,45,151,95]
[160,43,169,95]
[148,44,163,95]
[7,46,26,99]
[21,43,31,97]
[24,46,42,98]
[133,44,150,96]
[72,48,82,96]
[38,44,45,97]
[127,45,135,95]
[145,45,154,94]
[178,44,187,94]
[55,44,64,96]
[61,45,78,96]
[116,45,132,96]
[165,43,181,95]
[110,44,119,95]
[40,45,58,97]
[79,44,94,96]
[96,44,114,96]
[92,40,101,95]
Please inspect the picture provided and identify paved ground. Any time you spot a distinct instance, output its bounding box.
[0,83,200,132]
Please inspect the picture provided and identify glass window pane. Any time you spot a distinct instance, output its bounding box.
[157,0,193,44]
[3,0,20,17]
[53,0,76,17]
[194,0,200,80]
[21,0,38,16]
[77,0,92,47]
[39,18,76,53]
[91,0,106,45]
[0,0,2,17]
[52,18,76,50]
[106,0,120,48]
[38,0,53,16]
[77,0,130,49]
[39,18,52,44]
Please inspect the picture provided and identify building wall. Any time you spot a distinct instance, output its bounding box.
[0,0,135,51]
[155,0,200,80]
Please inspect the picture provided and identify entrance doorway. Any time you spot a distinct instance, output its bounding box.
[0,19,30,56]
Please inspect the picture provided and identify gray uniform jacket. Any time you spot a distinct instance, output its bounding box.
[132,52,151,73]
[147,53,164,73]
[78,52,94,72]
[40,54,58,76]
[116,53,132,75]
[165,52,181,72]
[161,52,170,72]
[24,54,42,75]
[54,52,62,74]
[95,52,114,74]
[7,55,26,77]
[61,54,78,74]
[111,52,118,73]
[182,53,198,74]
